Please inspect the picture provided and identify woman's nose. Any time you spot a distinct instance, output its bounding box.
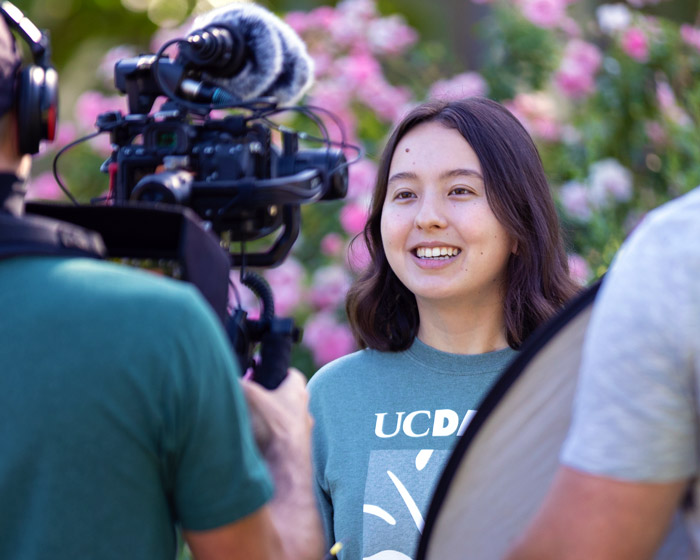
[414,195,448,230]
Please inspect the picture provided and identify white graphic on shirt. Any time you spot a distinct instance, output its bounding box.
[363,552,412,560]
[387,470,424,532]
[363,449,449,560]
[363,505,396,525]
[415,449,433,471]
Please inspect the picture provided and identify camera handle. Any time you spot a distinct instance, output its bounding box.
[226,270,301,389]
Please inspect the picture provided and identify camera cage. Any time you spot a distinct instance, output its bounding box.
[44,23,359,388]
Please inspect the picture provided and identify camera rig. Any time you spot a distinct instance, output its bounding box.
[47,22,353,388]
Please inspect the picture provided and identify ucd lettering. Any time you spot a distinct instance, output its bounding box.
[374,409,476,438]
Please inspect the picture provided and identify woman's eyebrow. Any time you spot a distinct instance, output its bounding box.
[439,168,484,180]
[387,171,418,185]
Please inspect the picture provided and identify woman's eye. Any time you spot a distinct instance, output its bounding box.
[450,186,473,196]
[394,191,415,200]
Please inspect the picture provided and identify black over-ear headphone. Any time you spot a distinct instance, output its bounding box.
[0,1,58,155]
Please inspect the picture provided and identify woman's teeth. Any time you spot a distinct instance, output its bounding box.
[415,247,461,259]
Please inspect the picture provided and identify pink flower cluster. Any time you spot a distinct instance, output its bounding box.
[559,159,634,221]
[554,39,602,99]
[519,0,568,29]
[287,0,417,140]
[621,27,649,62]
[303,312,356,366]
[428,72,489,102]
[506,92,561,142]
[74,90,127,155]
[286,0,416,58]
[681,24,700,54]
[656,79,691,126]
[567,254,591,285]
[263,257,306,317]
[588,158,633,207]
[25,172,62,201]
[310,265,352,310]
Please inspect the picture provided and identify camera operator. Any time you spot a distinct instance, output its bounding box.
[0,9,322,560]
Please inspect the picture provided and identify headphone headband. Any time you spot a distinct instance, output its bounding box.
[0,1,58,155]
[1,2,49,65]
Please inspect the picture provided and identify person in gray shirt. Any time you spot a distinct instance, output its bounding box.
[506,186,700,559]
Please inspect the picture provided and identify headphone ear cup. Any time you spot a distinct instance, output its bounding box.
[15,65,58,155]
[16,66,42,155]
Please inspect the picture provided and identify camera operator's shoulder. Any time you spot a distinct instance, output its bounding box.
[45,257,216,327]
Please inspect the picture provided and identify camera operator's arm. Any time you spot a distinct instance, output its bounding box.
[239,368,325,560]
[182,369,322,560]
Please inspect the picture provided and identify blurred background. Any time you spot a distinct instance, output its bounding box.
[11,0,700,373]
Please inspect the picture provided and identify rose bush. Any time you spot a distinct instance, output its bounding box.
[27,0,700,371]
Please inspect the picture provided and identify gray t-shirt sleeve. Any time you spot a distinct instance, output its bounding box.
[561,192,700,482]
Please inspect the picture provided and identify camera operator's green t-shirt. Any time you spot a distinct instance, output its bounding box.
[0,256,273,559]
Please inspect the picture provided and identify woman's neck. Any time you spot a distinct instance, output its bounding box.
[415,295,509,355]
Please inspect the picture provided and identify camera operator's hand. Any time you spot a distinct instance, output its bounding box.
[241,369,324,560]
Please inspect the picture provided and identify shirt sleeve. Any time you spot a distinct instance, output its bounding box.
[308,371,336,550]
[164,287,274,530]
[561,208,700,482]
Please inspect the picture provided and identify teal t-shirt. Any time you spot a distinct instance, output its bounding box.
[0,256,273,559]
[308,339,516,560]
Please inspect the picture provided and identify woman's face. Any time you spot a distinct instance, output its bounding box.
[380,121,515,310]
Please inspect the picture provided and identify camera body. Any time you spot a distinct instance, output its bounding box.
[98,54,348,267]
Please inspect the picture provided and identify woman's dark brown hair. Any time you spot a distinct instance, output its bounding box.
[346,97,578,351]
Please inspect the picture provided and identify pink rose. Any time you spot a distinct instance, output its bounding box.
[308,5,339,29]
[74,91,126,133]
[284,12,308,34]
[645,120,667,145]
[348,158,378,198]
[367,15,418,55]
[228,271,260,320]
[508,92,561,142]
[621,27,649,62]
[559,181,592,221]
[681,24,700,53]
[356,78,413,122]
[588,158,633,206]
[567,254,591,286]
[429,72,489,102]
[310,265,352,310]
[303,312,355,366]
[520,0,568,29]
[26,172,63,201]
[656,80,691,126]
[554,40,601,98]
[346,236,372,272]
[340,201,369,235]
[263,257,305,316]
[337,52,382,86]
[321,233,345,256]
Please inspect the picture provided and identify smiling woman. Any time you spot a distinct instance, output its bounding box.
[308,97,578,560]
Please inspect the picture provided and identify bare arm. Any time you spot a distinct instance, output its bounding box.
[504,466,688,560]
[183,506,283,560]
[183,369,323,560]
[241,368,325,560]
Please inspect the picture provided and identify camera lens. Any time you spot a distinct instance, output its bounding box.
[131,170,194,205]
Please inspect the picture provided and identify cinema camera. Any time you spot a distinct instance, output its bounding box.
[65,5,353,387]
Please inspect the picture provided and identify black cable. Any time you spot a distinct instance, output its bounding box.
[52,130,104,206]
[152,39,279,114]
[257,105,364,178]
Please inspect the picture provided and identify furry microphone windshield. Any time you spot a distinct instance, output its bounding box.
[189,3,314,105]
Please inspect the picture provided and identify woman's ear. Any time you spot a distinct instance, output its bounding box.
[511,238,519,255]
